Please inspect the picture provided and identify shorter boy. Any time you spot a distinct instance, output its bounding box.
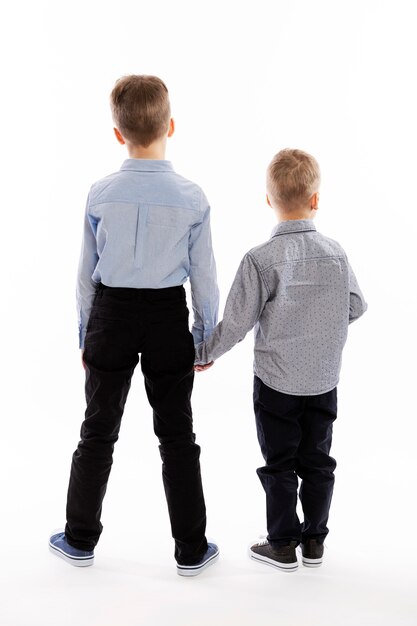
[195,149,367,571]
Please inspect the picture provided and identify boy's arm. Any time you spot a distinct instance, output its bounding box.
[347,260,367,323]
[195,252,269,364]
[189,195,220,343]
[76,194,99,349]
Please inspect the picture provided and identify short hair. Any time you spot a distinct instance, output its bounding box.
[110,75,171,147]
[267,149,321,210]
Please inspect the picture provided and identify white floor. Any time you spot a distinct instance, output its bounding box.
[2,524,416,626]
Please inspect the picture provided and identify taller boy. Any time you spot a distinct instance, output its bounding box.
[49,75,219,576]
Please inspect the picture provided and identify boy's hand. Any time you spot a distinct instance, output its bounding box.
[81,349,86,370]
[194,361,214,372]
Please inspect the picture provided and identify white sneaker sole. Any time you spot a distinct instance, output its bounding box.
[249,549,298,572]
[177,550,219,577]
[49,543,94,567]
[302,556,323,568]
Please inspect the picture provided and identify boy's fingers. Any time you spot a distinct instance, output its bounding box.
[194,362,214,372]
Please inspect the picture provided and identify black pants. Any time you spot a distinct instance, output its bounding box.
[253,376,337,548]
[65,283,208,565]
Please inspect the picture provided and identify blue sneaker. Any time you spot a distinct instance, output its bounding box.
[176,542,219,577]
[49,531,94,567]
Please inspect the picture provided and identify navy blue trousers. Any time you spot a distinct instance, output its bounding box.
[253,376,337,548]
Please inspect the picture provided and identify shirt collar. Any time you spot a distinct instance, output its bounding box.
[271,219,317,238]
[120,159,174,173]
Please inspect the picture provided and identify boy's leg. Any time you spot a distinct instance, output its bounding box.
[65,287,140,551]
[297,388,337,544]
[253,376,304,547]
[140,288,208,566]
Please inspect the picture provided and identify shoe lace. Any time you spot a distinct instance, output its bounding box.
[256,536,269,546]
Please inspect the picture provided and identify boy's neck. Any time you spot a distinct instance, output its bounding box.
[279,214,314,222]
[127,138,167,160]
[275,209,316,222]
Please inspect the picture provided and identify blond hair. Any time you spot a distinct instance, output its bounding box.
[267,149,321,210]
[110,75,171,147]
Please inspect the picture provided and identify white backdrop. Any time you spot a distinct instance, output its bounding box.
[1,1,416,625]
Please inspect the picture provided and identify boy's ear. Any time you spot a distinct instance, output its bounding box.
[168,118,175,138]
[113,128,125,145]
[266,194,272,208]
[311,192,320,210]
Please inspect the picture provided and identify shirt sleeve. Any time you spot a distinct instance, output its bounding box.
[347,260,368,323]
[76,194,99,349]
[195,252,269,364]
[188,194,220,344]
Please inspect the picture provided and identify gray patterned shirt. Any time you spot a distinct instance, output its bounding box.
[195,219,367,395]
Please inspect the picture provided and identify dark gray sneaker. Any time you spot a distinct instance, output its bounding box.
[249,538,298,571]
[301,539,324,567]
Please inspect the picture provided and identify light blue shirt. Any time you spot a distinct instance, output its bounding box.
[77,159,219,349]
[195,220,367,396]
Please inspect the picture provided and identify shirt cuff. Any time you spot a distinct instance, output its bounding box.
[194,341,206,365]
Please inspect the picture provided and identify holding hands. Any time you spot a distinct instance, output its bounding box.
[194,361,214,373]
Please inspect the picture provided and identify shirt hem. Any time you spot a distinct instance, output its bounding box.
[254,370,339,396]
